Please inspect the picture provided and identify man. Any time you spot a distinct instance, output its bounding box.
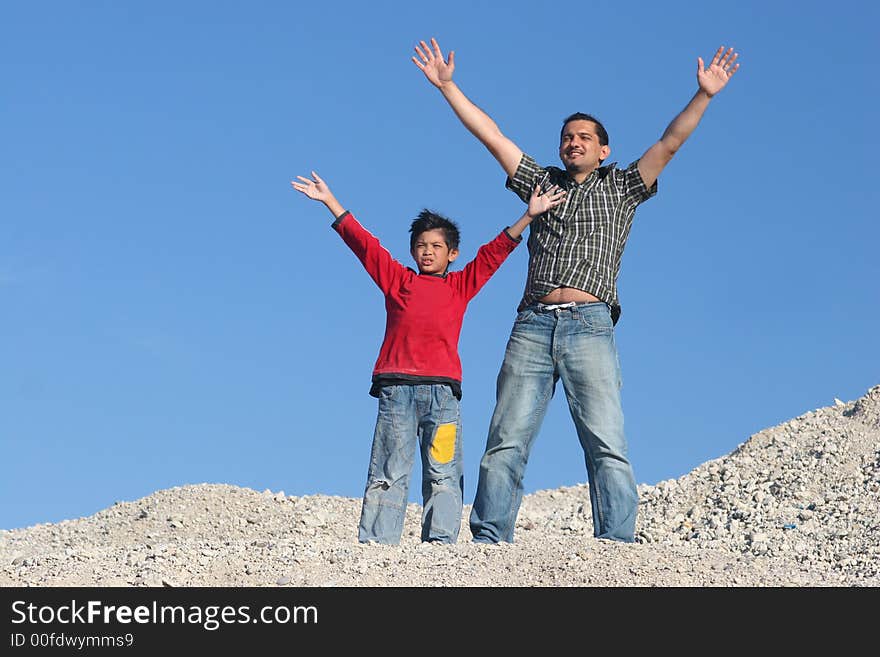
[413,37,739,543]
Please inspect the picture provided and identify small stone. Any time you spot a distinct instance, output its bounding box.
[276,576,291,586]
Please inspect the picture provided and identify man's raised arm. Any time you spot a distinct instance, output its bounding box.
[413,37,523,179]
[638,45,741,189]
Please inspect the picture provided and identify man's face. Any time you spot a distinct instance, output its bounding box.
[411,229,458,275]
[559,120,611,175]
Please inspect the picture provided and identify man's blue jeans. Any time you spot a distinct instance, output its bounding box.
[469,301,638,543]
[358,384,463,544]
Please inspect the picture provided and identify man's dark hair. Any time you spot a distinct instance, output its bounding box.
[560,112,610,148]
[409,210,460,251]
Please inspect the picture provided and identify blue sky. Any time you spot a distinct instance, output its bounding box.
[2,1,877,531]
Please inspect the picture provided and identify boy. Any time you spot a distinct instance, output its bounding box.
[291,170,565,544]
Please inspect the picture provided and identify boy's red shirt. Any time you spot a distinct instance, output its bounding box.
[333,211,519,393]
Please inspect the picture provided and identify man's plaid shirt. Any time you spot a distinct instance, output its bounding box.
[506,153,657,324]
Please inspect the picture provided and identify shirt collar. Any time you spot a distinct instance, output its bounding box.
[567,162,616,186]
[408,267,448,278]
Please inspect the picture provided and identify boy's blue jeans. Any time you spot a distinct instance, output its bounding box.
[358,383,463,544]
[469,301,638,543]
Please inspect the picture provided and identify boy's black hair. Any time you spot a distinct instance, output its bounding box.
[560,112,610,147]
[409,209,460,251]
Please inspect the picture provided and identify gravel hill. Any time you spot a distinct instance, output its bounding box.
[2,385,878,587]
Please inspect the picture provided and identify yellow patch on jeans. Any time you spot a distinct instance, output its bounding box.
[430,423,457,464]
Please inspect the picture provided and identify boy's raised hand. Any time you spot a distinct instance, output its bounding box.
[291,171,333,202]
[412,37,454,88]
[507,183,568,239]
[528,183,566,218]
[291,171,344,217]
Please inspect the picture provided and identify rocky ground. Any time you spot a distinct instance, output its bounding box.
[2,385,878,587]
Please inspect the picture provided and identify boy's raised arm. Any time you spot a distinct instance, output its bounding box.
[291,171,345,218]
[507,184,567,240]
[291,170,403,293]
[413,37,523,179]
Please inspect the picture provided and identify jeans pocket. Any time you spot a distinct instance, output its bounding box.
[514,308,536,324]
[379,385,403,403]
[577,304,613,335]
[431,383,454,409]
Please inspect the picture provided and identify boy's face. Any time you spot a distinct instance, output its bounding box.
[411,228,458,275]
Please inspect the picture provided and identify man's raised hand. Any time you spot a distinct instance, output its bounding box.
[412,37,455,88]
[697,46,740,97]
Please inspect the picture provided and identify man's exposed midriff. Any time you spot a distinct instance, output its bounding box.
[538,287,601,305]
